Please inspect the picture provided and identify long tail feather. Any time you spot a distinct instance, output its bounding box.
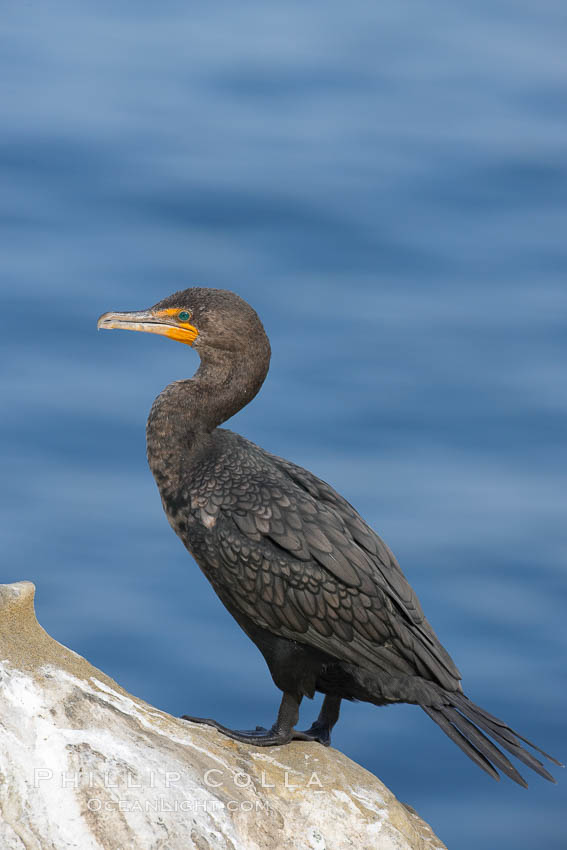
[452,693,562,766]
[422,693,561,786]
[440,706,528,786]
[421,705,501,782]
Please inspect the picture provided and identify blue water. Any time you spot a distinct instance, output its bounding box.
[1,2,566,846]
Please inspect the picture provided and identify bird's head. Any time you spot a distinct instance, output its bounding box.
[97,287,269,357]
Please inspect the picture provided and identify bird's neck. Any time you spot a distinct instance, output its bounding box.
[146,340,270,490]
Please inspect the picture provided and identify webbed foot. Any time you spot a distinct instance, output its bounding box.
[181,715,298,746]
[297,694,342,746]
[295,719,332,746]
[180,691,326,747]
[181,693,342,747]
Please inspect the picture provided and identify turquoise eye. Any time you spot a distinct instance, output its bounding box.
[178,311,191,322]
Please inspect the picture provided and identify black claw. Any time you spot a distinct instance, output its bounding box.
[181,714,218,728]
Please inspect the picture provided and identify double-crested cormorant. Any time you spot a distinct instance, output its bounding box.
[98,288,560,786]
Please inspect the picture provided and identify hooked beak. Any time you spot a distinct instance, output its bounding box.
[97,309,199,346]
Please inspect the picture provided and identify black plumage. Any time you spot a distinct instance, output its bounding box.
[98,287,560,786]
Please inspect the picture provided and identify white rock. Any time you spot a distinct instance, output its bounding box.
[0,581,447,850]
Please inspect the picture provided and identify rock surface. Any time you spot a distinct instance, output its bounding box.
[0,581,447,850]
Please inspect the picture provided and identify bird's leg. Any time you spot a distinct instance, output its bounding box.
[182,691,317,746]
[297,695,342,746]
